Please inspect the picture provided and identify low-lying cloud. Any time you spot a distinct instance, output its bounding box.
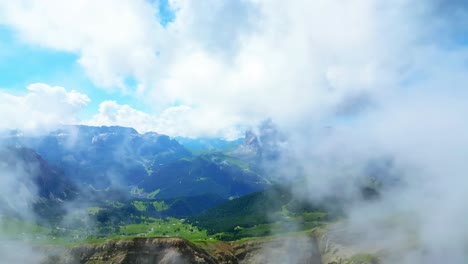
[0,83,89,132]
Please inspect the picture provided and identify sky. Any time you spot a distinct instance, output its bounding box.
[0,0,467,140]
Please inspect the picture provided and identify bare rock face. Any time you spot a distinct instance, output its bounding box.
[41,231,379,264]
[41,236,323,264]
[316,225,380,264]
[42,238,217,264]
[231,236,322,264]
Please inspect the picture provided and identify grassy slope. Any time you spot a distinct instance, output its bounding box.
[190,185,329,240]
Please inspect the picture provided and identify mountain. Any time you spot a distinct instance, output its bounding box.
[175,137,243,154]
[231,119,287,163]
[0,146,76,200]
[231,131,261,160]
[141,153,270,199]
[42,235,324,264]
[2,125,270,204]
[190,184,329,238]
[0,147,77,223]
[4,125,192,189]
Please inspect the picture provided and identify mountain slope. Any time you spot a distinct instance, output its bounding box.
[0,147,78,222]
[2,126,270,205]
[190,185,328,237]
[142,153,270,199]
[175,137,243,154]
[0,146,76,200]
[4,125,192,188]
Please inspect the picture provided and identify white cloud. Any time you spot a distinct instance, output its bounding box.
[154,105,246,139]
[0,83,90,131]
[1,0,466,140]
[1,0,467,138]
[0,0,413,136]
[84,101,245,139]
[0,0,163,89]
[84,100,153,133]
[1,0,458,137]
[313,90,468,263]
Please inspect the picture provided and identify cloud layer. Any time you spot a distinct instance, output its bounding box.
[0,83,89,132]
[0,0,162,89]
[1,0,467,139]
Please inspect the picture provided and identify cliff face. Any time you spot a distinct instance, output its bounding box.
[316,225,380,264]
[231,236,322,264]
[41,229,378,264]
[42,238,217,264]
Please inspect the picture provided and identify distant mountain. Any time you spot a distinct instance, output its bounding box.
[4,125,192,189]
[231,119,287,162]
[2,125,270,204]
[231,130,261,160]
[141,153,270,199]
[175,137,243,154]
[229,120,299,183]
[190,184,329,237]
[0,147,77,222]
[0,147,77,200]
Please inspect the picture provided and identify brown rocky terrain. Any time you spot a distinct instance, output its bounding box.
[40,228,379,264]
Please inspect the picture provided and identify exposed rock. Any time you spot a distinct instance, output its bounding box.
[42,238,217,264]
[41,229,379,264]
[230,236,322,264]
[316,225,381,264]
[232,119,287,162]
[0,146,77,200]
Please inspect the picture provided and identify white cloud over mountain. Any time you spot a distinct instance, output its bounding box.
[84,100,153,132]
[0,83,89,131]
[1,0,467,138]
[85,101,244,139]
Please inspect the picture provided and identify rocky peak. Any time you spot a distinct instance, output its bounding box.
[232,119,287,162]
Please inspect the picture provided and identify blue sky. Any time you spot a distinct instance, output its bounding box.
[0,0,467,139]
[0,25,145,119]
[0,0,175,119]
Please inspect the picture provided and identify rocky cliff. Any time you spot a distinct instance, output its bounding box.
[41,228,379,264]
[42,238,217,264]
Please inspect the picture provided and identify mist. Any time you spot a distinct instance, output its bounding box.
[0,146,47,263]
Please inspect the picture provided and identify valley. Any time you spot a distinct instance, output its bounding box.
[0,125,381,263]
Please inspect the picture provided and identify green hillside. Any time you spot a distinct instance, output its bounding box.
[190,185,330,240]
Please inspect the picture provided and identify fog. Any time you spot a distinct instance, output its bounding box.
[0,146,47,263]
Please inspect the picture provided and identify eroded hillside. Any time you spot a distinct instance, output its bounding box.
[41,228,379,264]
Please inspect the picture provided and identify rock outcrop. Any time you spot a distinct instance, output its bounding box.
[42,238,217,264]
[41,228,379,264]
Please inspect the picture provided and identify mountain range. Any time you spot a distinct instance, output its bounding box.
[0,125,273,217]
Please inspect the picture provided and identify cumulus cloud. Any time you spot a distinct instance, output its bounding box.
[0,83,90,132]
[1,1,467,134]
[0,0,163,89]
[150,0,468,136]
[153,105,246,139]
[0,0,436,136]
[85,101,244,139]
[84,100,153,132]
